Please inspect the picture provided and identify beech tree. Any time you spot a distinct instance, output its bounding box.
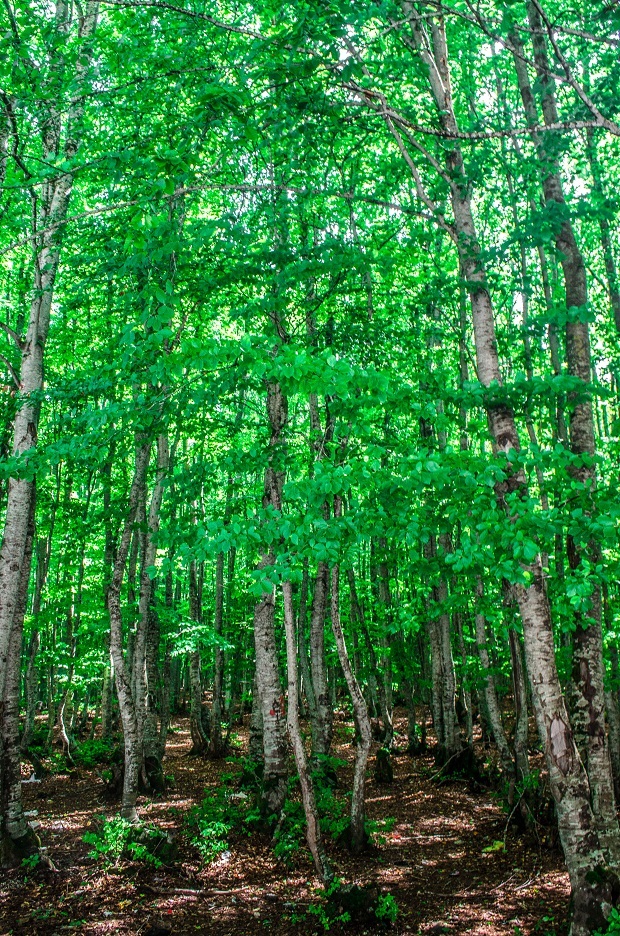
[1,0,620,933]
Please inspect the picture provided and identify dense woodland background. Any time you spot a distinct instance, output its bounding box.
[1,1,620,934]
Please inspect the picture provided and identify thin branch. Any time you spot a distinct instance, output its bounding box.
[98,0,266,39]
[0,320,23,348]
[530,0,620,137]
[0,182,427,257]
[382,113,457,243]
[343,84,615,140]
[0,352,19,387]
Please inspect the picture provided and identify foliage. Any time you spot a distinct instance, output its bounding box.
[374,893,399,924]
[188,783,250,864]
[73,740,117,769]
[308,879,398,930]
[594,909,620,936]
[83,817,166,869]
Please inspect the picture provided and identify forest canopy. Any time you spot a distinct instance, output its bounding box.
[1,1,620,934]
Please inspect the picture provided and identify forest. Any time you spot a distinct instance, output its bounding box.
[1,0,620,934]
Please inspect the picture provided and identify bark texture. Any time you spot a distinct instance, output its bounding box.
[399,6,620,930]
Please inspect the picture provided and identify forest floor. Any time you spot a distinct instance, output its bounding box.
[0,713,569,936]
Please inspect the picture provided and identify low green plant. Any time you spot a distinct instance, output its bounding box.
[48,751,69,774]
[193,817,231,863]
[271,800,305,865]
[83,816,164,868]
[21,853,40,870]
[594,909,620,936]
[73,739,115,769]
[375,893,399,923]
[307,878,351,931]
[188,786,249,864]
[365,815,396,846]
[533,913,558,935]
[316,785,349,841]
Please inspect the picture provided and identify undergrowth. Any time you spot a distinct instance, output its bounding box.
[189,758,396,868]
[83,816,168,869]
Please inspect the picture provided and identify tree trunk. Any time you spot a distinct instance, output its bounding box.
[399,7,620,929]
[188,562,209,755]
[508,626,530,784]
[21,630,40,754]
[331,497,372,854]
[107,440,151,822]
[209,550,225,757]
[516,4,620,867]
[252,382,288,816]
[474,581,514,779]
[309,561,332,762]
[347,568,380,718]
[282,580,330,880]
[1,497,38,866]
[0,0,99,705]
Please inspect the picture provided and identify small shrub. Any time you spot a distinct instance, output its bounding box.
[272,801,305,865]
[20,853,40,870]
[375,893,399,923]
[594,909,620,936]
[307,878,351,931]
[83,816,171,868]
[73,739,116,769]
[188,786,249,864]
[365,815,396,846]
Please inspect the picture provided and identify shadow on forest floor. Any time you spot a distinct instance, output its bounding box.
[0,713,569,936]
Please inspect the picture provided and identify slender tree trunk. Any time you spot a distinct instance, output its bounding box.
[331,498,372,854]
[515,5,620,867]
[188,561,209,755]
[21,630,40,753]
[282,580,330,880]
[399,8,620,930]
[100,665,113,741]
[209,551,225,757]
[107,441,151,822]
[455,614,473,748]
[376,538,395,747]
[0,0,99,705]
[1,497,38,866]
[474,581,514,778]
[309,562,332,761]
[130,434,168,789]
[298,560,318,725]
[347,568,380,718]
[253,382,288,816]
[508,624,530,784]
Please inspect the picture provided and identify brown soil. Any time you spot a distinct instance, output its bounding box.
[0,715,569,936]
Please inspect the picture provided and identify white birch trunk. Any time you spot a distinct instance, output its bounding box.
[331,498,372,854]
[282,580,330,880]
[107,441,150,822]
[252,382,288,815]
[398,7,620,930]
